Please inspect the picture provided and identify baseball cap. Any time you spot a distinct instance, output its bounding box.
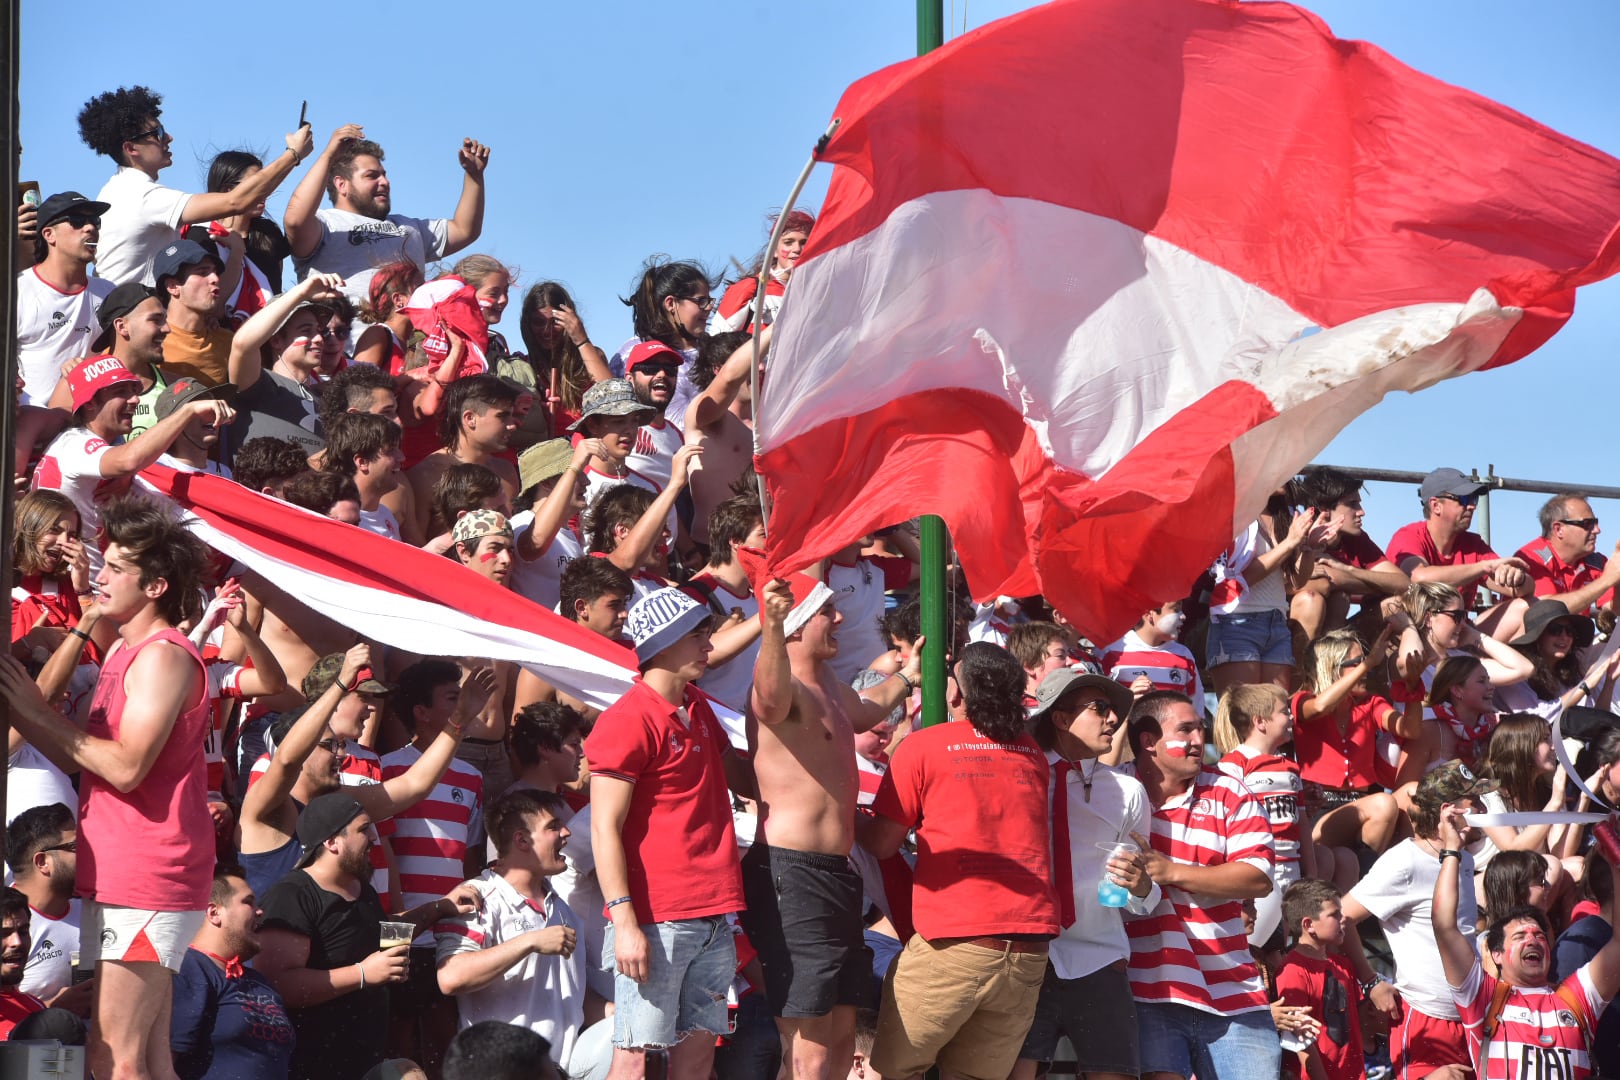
[1418,468,1489,503]
[1413,759,1496,812]
[154,377,237,421]
[90,281,161,351]
[151,238,220,286]
[65,354,141,414]
[517,439,575,496]
[302,652,393,699]
[36,191,109,230]
[625,587,714,664]
[1026,668,1136,725]
[295,793,367,868]
[451,508,513,549]
[625,340,683,372]
[566,378,657,433]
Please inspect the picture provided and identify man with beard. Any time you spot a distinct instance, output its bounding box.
[321,412,407,540]
[152,377,236,477]
[0,889,45,1039]
[34,354,233,574]
[5,804,87,1009]
[171,865,296,1080]
[285,128,490,319]
[16,191,113,405]
[45,281,169,439]
[1433,803,1620,1079]
[621,342,685,489]
[256,794,483,1080]
[437,788,610,1080]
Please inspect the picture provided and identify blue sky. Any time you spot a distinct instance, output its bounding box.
[19,1,1620,560]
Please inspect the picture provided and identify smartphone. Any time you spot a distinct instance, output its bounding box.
[298,101,308,128]
[17,180,39,208]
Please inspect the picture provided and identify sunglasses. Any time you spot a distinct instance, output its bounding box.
[634,361,681,376]
[1558,518,1600,531]
[129,123,169,145]
[52,213,101,230]
[1435,493,1478,508]
[1431,608,1468,623]
[41,841,76,854]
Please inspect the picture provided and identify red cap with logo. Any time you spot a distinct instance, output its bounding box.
[66,354,141,413]
[625,340,683,373]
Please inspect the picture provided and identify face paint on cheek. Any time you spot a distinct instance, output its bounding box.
[478,552,498,563]
[1162,740,1197,758]
[288,337,311,349]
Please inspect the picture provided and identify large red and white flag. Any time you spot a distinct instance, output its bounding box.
[136,464,638,709]
[757,0,1620,644]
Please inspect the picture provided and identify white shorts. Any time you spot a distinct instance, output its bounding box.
[81,900,205,974]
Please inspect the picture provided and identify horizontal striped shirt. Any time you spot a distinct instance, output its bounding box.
[381,743,483,941]
[1123,766,1273,1015]
[1455,960,1606,1080]
[1100,631,1204,710]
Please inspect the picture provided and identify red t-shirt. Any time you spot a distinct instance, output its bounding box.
[870,720,1058,940]
[1277,950,1364,1080]
[1328,530,1389,571]
[1386,521,1498,607]
[78,628,214,911]
[1290,689,1398,791]
[1515,538,1614,613]
[0,989,44,1039]
[584,679,743,923]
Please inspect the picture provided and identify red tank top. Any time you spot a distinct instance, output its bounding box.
[77,627,213,911]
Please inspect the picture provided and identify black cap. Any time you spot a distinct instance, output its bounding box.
[151,238,220,286]
[36,191,110,229]
[295,793,366,868]
[154,377,237,421]
[90,282,161,351]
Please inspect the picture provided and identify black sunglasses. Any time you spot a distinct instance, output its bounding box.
[1436,493,1478,508]
[129,123,169,144]
[1559,518,1600,531]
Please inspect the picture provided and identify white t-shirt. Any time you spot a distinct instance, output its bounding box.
[625,416,683,492]
[33,426,122,575]
[1349,838,1478,1021]
[546,803,614,1001]
[5,745,76,827]
[15,269,114,405]
[508,511,583,612]
[360,504,402,541]
[93,167,191,286]
[825,559,895,684]
[690,577,760,712]
[21,900,81,1001]
[293,209,449,316]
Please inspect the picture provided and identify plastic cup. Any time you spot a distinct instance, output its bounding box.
[379,921,415,949]
[1095,841,1138,908]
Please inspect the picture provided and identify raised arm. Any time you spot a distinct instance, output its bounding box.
[1431,804,1481,988]
[750,579,795,728]
[181,125,313,226]
[357,667,495,820]
[229,272,346,392]
[283,124,365,259]
[442,140,490,256]
[851,638,924,733]
[1586,836,1620,999]
[685,326,769,435]
[1463,622,1536,686]
[1298,624,1394,722]
[606,444,702,573]
[240,645,366,832]
[103,396,236,478]
[516,439,598,560]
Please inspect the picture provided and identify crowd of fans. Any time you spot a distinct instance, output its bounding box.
[7,83,1620,1080]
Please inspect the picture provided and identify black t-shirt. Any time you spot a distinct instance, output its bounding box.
[228,371,325,459]
[258,870,386,1080]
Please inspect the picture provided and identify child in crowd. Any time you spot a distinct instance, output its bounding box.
[1276,879,1363,1080]
[1101,599,1205,715]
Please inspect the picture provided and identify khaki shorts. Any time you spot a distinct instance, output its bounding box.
[871,935,1048,1080]
[82,900,205,974]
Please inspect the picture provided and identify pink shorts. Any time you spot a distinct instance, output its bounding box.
[1392,1003,1469,1078]
[82,900,205,974]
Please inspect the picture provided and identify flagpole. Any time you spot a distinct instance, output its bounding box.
[916,0,950,728]
[0,0,21,860]
[749,118,841,527]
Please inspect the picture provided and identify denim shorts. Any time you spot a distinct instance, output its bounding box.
[1137,1000,1280,1079]
[604,916,736,1050]
[1206,608,1293,667]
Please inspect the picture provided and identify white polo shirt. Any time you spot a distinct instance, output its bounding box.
[435,870,586,1070]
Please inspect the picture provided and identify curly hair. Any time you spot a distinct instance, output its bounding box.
[77,85,164,163]
[955,642,1028,743]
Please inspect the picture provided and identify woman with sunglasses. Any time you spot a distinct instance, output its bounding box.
[1495,598,1620,718]
[613,259,716,422]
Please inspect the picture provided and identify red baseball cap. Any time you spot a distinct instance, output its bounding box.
[66,354,141,413]
[625,340,683,372]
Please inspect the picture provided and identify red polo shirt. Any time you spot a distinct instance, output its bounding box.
[1514,538,1613,613]
[1290,689,1399,791]
[584,679,743,924]
[1386,522,1498,607]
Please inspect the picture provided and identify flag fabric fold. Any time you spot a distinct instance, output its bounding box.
[136,463,637,709]
[756,0,1620,644]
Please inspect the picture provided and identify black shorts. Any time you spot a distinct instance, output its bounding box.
[740,842,875,1019]
[1019,960,1141,1073]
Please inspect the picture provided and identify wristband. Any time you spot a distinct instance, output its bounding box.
[1577,681,1592,697]
[69,628,91,643]
[356,962,366,989]
[895,671,915,694]
[1360,975,1386,995]
[572,339,591,349]
[1438,849,1462,861]
[605,896,633,911]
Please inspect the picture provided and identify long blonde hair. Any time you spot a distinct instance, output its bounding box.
[1300,628,1364,696]
[1405,580,1465,642]
[1213,683,1289,754]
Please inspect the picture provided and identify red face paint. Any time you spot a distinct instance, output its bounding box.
[478,552,498,563]
[1163,739,1196,758]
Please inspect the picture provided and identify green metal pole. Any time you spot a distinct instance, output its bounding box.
[916,0,950,728]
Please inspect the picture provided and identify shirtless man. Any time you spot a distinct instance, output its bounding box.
[744,563,921,1080]
[683,328,767,547]
[448,509,521,799]
[405,375,520,541]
